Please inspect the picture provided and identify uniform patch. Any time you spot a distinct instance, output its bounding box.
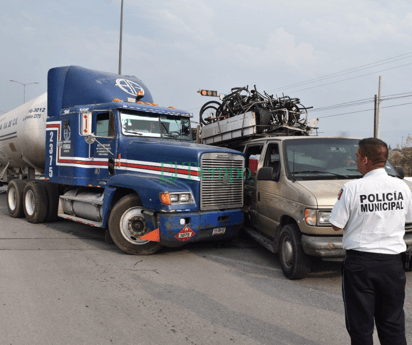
[338,189,343,200]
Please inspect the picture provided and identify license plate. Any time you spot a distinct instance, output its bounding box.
[212,227,226,235]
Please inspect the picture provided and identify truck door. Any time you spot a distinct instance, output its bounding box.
[244,144,264,226]
[90,111,117,181]
[257,143,281,238]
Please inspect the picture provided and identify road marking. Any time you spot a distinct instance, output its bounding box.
[206,254,281,272]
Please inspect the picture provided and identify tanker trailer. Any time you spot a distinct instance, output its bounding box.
[0,93,47,183]
[1,66,244,256]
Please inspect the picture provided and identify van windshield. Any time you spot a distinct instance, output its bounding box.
[120,111,191,140]
[284,138,361,180]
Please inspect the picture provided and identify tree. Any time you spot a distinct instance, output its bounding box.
[389,135,412,177]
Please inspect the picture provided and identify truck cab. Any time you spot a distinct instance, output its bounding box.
[4,66,245,256]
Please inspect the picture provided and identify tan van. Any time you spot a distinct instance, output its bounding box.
[242,136,412,279]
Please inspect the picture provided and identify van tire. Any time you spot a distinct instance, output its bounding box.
[279,224,312,280]
[109,194,162,255]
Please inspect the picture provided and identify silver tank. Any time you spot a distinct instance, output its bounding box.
[0,93,47,172]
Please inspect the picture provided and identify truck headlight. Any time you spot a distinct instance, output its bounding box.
[160,192,194,205]
[179,193,190,202]
[170,194,179,202]
[305,209,331,226]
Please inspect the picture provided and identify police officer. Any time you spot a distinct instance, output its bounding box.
[330,137,412,345]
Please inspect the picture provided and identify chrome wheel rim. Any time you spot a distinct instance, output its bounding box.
[25,190,35,216]
[119,207,150,245]
[8,188,17,211]
[282,236,294,269]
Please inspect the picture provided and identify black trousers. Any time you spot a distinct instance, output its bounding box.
[342,250,407,345]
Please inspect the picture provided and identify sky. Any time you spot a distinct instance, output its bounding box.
[1,0,412,147]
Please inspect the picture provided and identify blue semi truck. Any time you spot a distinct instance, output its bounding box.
[1,66,244,254]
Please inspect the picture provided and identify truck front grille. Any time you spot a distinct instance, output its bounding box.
[200,152,244,211]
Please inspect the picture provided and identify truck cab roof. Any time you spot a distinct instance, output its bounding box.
[48,66,192,119]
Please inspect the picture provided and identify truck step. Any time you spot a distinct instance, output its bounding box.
[58,213,103,228]
[59,195,103,205]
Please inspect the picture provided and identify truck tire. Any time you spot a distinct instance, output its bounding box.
[279,224,312,280]
[44,182,60,222]
[7,179,26,218]
[108,194,162,255]
[23,181,48,224]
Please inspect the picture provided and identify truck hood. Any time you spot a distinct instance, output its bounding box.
[296,180,347,208]
[126,139,241,163]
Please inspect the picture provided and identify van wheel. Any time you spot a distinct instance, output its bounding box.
[23,181,48,223]
[7,179,26,218]
[109,194,162,255]
[279,224,312,280]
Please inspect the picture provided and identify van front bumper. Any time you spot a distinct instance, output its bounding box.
[302,232,412,260]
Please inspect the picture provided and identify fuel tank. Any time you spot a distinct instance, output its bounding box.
[0,93,47,171]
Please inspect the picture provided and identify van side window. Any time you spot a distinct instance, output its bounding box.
[263,144,280,174]
[244,145,263,177]
[96,112,114,137]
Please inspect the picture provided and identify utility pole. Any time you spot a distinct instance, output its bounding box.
[374,76,382,139]
[373,94,378,138]
[118,0,124,75]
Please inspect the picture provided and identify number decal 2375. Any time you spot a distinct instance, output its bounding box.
[48,131,54,178]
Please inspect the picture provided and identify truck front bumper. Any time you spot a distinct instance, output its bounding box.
[302,232,412,260]
[156,209,244,247]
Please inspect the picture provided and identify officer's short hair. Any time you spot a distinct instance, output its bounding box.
[358,138,388,165]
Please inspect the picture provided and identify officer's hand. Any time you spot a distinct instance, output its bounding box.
[332,225,342,232]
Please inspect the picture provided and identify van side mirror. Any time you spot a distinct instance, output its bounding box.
[395,166,405,179]
[257,167,279,182]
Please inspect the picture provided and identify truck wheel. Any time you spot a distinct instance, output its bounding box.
[23,181,48,223]
[108,194,162,255]
[279,224,312,280]
[44,182,60,222]
[7,179,26,218]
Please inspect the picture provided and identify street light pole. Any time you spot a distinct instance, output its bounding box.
[118,0,124,75]
[10,80,39,104]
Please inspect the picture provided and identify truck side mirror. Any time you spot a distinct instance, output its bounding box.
[257,167,279,182]
[108,157,115,176]
[85,135,96,145]
[182,125,190,135]
[395,166,405,179]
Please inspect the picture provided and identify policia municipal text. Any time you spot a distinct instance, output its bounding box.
[330,138,412,345]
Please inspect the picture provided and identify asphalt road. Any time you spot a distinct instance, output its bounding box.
[0,186,410,344]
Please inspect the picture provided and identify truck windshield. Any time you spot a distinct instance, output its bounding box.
[284,138,361,180]
[120,111,191,140]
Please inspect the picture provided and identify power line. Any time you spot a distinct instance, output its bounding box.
[311,98,374,113]
[317,101,412,119]
[311,93,412,113]
[269,52,412,93]
[274,62,412,94]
